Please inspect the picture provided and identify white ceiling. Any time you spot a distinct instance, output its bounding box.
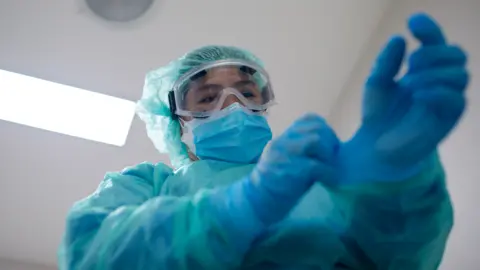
[0,0,392,267]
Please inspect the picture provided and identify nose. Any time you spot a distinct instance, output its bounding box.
[221,94,244,109]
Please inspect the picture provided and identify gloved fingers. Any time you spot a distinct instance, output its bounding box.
[256,156,330,196]
[274,126,337,162]
[319,124,340,160]
[408,13,446,46]
[285,156,337,188]
[366,35,407,89]
[273,113,327,144]
[312,162,338,187]
[287,113,328,135]
[269,113,322,154]
[413,86,466,122]
[377,90,464,164]
[274,113,339,160]
[400,67,469,91]
[376,103,441,164]
[408,45,467,72]
[295,115,340,161]
[304,130,340,162]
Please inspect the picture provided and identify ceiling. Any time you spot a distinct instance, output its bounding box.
[0,0,392,267]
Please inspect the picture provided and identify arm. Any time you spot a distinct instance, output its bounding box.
[58,162,266,270]
[338,153,453,269]
[332,13,465,269]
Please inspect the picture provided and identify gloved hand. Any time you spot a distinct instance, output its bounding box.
[337,13,469,184]
[243,113,339,225]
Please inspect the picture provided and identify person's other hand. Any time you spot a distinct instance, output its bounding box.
[337,13,469,184]
[244,114,339,224]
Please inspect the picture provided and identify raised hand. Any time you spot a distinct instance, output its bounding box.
[337,13,469,184]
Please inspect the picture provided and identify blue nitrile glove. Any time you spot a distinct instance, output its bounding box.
[243,113,339,225]
[337,13,469,184]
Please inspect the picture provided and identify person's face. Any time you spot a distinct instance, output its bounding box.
[180,66,263,121]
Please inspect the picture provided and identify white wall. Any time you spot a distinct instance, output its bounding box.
[0,259,54,270]
[329,0,480,269]
[0,0,392,266]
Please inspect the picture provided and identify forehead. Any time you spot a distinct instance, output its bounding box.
[198,66,249,84]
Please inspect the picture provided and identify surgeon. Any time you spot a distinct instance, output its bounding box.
[58,13,469,269]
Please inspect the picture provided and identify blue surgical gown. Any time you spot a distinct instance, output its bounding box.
[58,155,453,269]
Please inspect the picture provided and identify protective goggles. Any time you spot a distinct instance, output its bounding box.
[168,59,276,119]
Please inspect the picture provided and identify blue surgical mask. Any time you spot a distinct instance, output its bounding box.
[182,103,272,164]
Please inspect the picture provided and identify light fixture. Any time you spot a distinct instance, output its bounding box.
[0,69,136,146]
[85,0,155,22]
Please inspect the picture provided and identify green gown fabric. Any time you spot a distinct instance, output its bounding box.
[59,155,452,269]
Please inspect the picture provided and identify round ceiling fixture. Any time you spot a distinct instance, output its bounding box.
[85,0,155,22]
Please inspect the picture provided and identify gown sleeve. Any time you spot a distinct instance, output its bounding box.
[58,162,265,270]
[337,153,453,269]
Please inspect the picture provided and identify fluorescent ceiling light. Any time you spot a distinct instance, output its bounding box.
[0,69,136,146]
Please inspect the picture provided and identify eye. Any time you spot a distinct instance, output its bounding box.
[241,90,256,99]
[198,95,216,104]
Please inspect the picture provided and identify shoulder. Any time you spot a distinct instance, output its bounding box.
[120,161,173,178]
[104,161,174,187]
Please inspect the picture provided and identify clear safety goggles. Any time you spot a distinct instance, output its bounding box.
[168,59,276,119]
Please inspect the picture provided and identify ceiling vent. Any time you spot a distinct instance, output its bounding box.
[85,0,155,22]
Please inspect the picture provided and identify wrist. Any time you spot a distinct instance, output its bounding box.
[337,139,437,184]
[241,172,299,226]
[208,180,267,254]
